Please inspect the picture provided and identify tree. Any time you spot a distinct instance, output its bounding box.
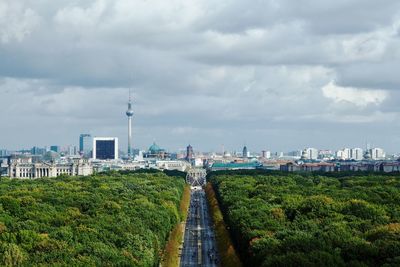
[1,243,25,267]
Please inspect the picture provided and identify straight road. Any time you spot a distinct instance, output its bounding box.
[180,187,219,267]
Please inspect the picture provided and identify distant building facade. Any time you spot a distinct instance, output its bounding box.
[7,157,93,178]
[336,148,351,160]
[318,150,334,160]
[335,148,352,160]
[350,148,363,161]
[50,146,60,153]
[281,162,335,172]
[242,146,248,158]
[305,148,318,160]
[67,145,77,156]
[143,142,169,159]
[370,148,385,160]
[0,158,8,176]
[210,162,261,171]
[0,149,9,157]
[186,144,194,161]
[281,161,400,173]
[336,150,346,160]
[79,134,92,156]
[93,137,118,160]
[31,147,46,156]
[156,160,191,172]
[262,150,271,159]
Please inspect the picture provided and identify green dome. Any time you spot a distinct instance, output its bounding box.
[148,142,163,154]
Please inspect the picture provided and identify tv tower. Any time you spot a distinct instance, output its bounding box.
[126,90,134,159]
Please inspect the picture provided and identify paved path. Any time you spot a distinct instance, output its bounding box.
[180,187,219,267]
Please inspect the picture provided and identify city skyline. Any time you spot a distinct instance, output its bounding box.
[0,139,393,158]
[1,1,400,152]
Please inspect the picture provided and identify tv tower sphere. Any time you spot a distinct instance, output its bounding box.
[126,104,134,117]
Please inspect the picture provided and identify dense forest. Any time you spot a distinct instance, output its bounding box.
[209,170,400,267]
[0,170,186,266]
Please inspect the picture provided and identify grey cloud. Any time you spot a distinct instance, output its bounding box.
[337,61,400,90]
[0,0,400,153]
[195,0,400,34]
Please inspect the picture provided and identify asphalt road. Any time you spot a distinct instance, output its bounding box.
[180,187,219,267]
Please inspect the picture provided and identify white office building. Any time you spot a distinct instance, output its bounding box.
[351,148,363,161]
[336,148,351,160]
[318,150,334,160]
[262,150,271,159]
[370,148,385,160]
[343,148,351,159]
[305,148,318,160]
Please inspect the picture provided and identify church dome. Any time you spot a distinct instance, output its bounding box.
[148,142,163,154]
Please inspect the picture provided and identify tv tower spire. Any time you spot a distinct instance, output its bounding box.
[126,89,134,159]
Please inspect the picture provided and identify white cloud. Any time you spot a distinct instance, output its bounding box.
[0,2,40,43]
[54,0,107,28]
[322,81,388,107]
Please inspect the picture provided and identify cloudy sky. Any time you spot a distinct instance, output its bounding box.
[1,0,400,153]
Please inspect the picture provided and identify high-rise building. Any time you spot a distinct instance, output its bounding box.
[126,90,134,159]
[31,147,46,155]
[50,146,60,153]
[288,150,302,157]
[343,148,351,160]
[186,144,193,161]
[336,150,345,160]
[261,150,271,159]
[350,148,363,161]
[336,148,351,160]
[305,148,318,160]
[67,145,77,156]
[93,137,118,160]
[79,134,92,155]
[0,149,9,157]
[242,146,248,158]
[318,150,334,160]
[300,149,308,160]
[370,148,385,160]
